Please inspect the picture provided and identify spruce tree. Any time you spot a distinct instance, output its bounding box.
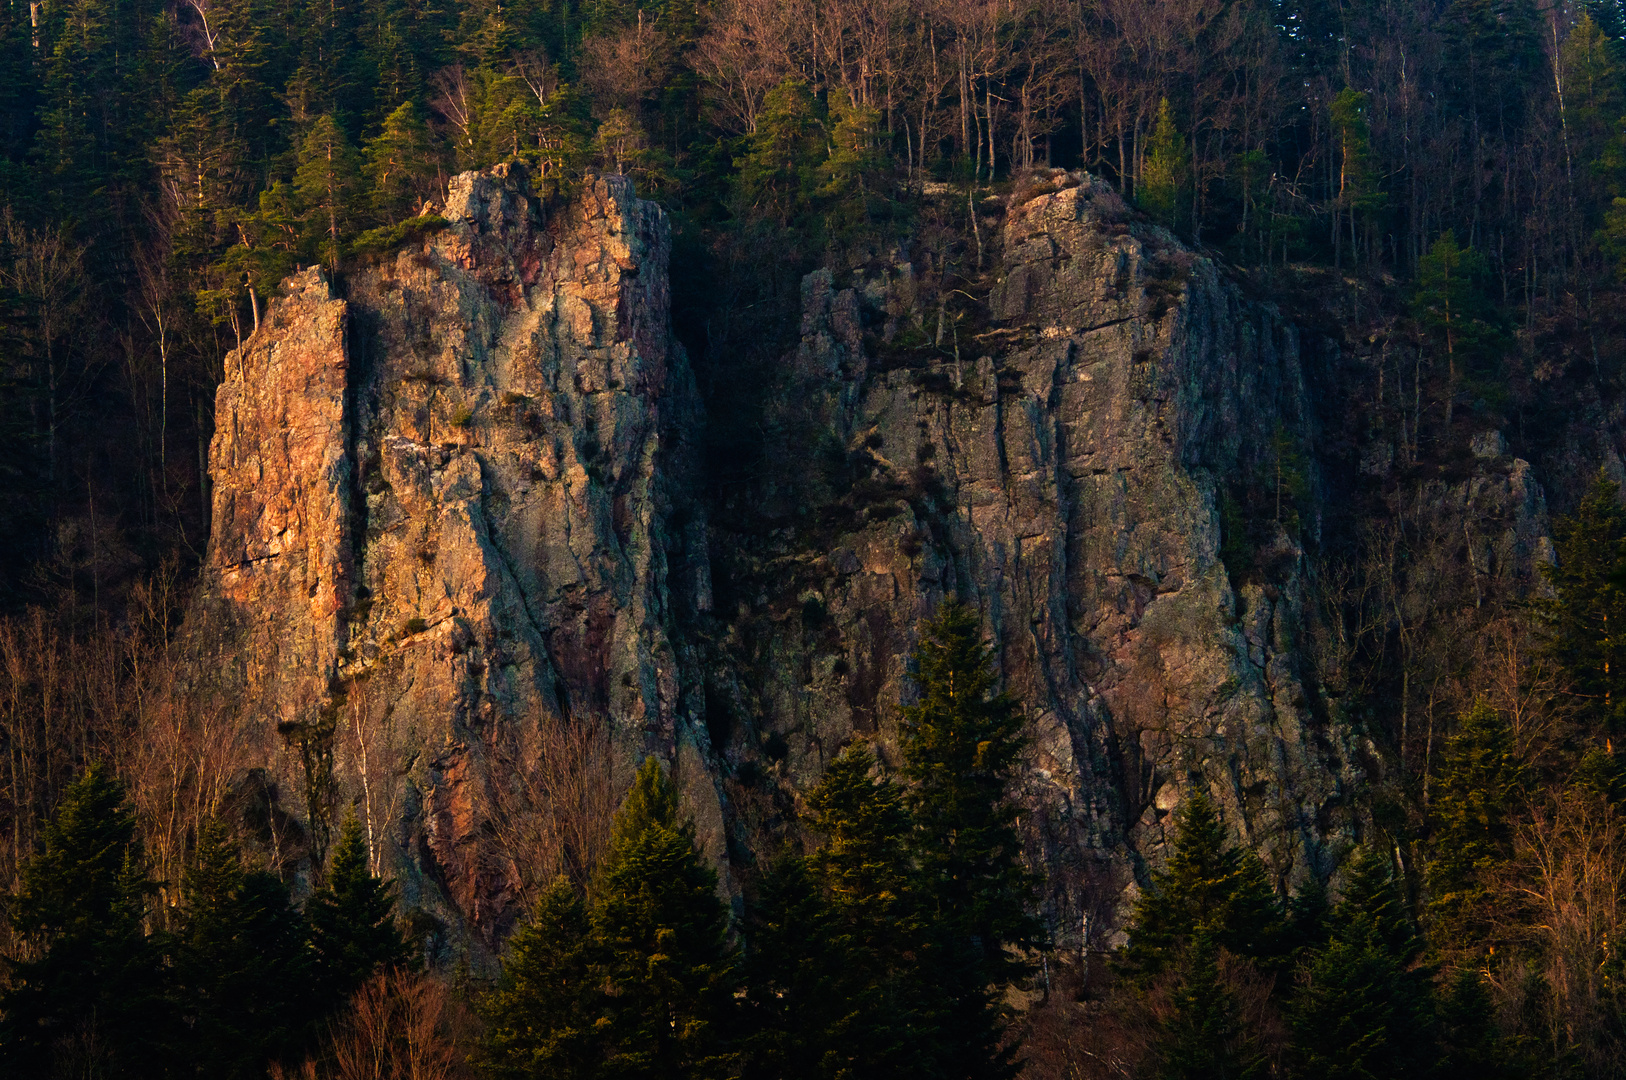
[0,763,167,1078]
[308,811,412,1010]
[1140,98,1187,229]
[1426,700,1522,937]
[900,600,1042,1080]
[742,746,928,1080]
[1539,474,1626,738]
[170,820,313,1078]
[480,757,736,1080]
[479,878,602,1080]
[1119,792,1283,980]
[739,855,858,1080]
[590,756,737,1080]
[1155,935,1266,1080]
[734,78,821,224]
[1287,848,1437,1080]
[364,102,438,223]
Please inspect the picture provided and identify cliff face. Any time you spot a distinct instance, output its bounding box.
[181,167,1555,958]
[184,167,723,963]
[702,178,1352,939]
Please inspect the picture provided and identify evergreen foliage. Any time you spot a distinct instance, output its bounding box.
[592,756,737,1079]
[0,764,165,1078]
[1427,701,1523,937]
[1140,98,1187,229]
[170,820,313,1077]
[294,114,364,271]
[1540,473,1626,737]
[479,878,601,1080]
[1119,792,1283,979]
[481,756,737,1080]
[734,78,820,224]
[1155,936,1266,1080]
[308,811,413,1010]
[900,599,1042,1079]
[1287,848,1437,1080]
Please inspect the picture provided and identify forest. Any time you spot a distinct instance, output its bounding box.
[3,0,1626,1075]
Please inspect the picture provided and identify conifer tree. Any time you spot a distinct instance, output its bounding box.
[820,93,886,230]
[1155,935,1267,1080]
[295,114,363,272]
[901,600,1042,1080]
[744,745,928,1080]
[1287,848,1437,1080]
[1427,700,1522,936]
[1411,231,1501,425]
[590,755,737,1080]
[739,855,858,1080]
[481,757,736,1080]
[1539,474,1626,737]
[734,78,821,223]
[170,820,313,1078]
[1140,98,1187,229]
[1329,87,1383,267]
[364,102,438,223]
[0,763,167,1078]
[308,811,412,1010]
[479,877,601,1080]
[1119,792,1283,979]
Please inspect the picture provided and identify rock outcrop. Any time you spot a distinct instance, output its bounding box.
[183,166,722,965]
[181,166,1556,960]
[700,177,1355,943]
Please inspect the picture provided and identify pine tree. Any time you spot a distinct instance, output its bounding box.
[308,812,412,1010]
[0,763,168,1078]
[364,101,438,224]
[1119,792,1284,980]
[901,600,1042,1080]
[591,755,737,1080]
[295,114,363,272]
[1437,967,1523,1080]
[594,107,653,178]
[479,878,602,1080]
[170,820,313,1078]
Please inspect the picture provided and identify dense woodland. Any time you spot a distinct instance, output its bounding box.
[6,0,1626,1075]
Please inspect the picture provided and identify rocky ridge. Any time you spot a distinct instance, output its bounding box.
[179,166,1556,960]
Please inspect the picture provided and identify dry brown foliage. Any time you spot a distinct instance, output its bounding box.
[485,715,616,908]
[1019,949,1284,1080]
[326,969,476,1080]
[1490,791,1626,1073]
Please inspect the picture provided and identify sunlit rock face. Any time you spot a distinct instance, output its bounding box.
[183,167,722,967]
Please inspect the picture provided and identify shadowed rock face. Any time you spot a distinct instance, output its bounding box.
[182,167,1553,960]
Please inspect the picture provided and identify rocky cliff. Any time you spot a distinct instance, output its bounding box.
[180,166,1556,961]
[183,166,723,964]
